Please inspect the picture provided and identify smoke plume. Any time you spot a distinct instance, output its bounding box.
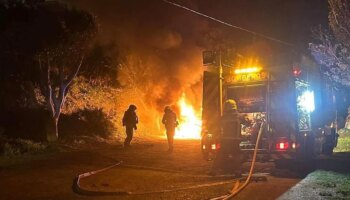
[64,0,328,134]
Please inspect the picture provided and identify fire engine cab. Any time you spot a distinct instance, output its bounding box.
[201,51,339,166]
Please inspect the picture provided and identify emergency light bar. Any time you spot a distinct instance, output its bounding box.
[234,67,262,74]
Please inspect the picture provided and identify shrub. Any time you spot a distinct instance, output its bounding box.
[0,135,49,157]
[338,128,350,137]
[2,142,21,157]
[334,128,350,152]
[59,109,116,138]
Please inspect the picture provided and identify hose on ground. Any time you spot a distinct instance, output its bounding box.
[73,122,266,197]
[72,160,245,196]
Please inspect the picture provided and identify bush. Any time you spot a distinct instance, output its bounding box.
[334,128,350,152]
[0,134,49,157]
[59,109,116,138]
[2,143,20,157]
[338,128,350,137]
[0,107,116,142]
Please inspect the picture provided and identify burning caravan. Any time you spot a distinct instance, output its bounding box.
[201,51,339,164]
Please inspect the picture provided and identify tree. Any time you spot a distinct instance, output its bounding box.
[35,5,97,141]
[81,44,120,87]
[310,0,350,86]
[0,1,97,141]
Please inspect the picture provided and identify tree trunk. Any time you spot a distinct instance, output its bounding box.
[46,116,59,142]
[39,54,83,142]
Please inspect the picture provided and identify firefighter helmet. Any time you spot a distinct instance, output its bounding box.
[129,104,137,110]
[164,106,171,112]
[224,99,237,111]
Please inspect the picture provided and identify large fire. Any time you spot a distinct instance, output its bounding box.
[174,94,202,139]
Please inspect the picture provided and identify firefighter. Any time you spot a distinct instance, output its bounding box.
[221,99,241,138]
[122,104,138,148]
[212,99,242,175]
[162,106,178,153]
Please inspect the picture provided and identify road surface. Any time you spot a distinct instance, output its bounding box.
[0,137,300,200]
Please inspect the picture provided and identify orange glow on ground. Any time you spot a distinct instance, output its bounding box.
[174,94,202,139]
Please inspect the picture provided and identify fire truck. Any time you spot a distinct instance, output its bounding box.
[201,51,339,166]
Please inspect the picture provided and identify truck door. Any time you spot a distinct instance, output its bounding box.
[202,71,221,136]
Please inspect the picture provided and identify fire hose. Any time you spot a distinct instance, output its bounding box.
[73,123,266,197]
[209,122,266,200]
[73,160,246,196]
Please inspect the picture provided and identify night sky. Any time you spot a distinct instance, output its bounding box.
[65,0,329,48]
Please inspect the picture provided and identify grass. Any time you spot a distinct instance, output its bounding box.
[0,134,57,157]
[310,170,350,199]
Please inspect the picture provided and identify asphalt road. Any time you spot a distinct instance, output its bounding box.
[0,138,301,200]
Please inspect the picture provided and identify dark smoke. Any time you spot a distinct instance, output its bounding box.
[62,0,328,134]
[65,0,207,112]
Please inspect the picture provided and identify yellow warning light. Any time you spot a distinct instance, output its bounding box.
[234,67,262,74]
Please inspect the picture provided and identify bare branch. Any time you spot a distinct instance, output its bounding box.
[65,55,84,87]
[329,0,350,44]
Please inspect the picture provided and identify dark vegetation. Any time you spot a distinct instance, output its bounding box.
[60,109,115,138]
[0,0,120,154]
[310,0,350,87]
[299,170,350,199]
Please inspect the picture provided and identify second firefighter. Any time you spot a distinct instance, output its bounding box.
[162,106,178,153]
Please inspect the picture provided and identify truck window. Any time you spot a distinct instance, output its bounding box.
[226,84,266,113]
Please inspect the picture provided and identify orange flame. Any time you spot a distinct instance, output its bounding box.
[175,94,202,139]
